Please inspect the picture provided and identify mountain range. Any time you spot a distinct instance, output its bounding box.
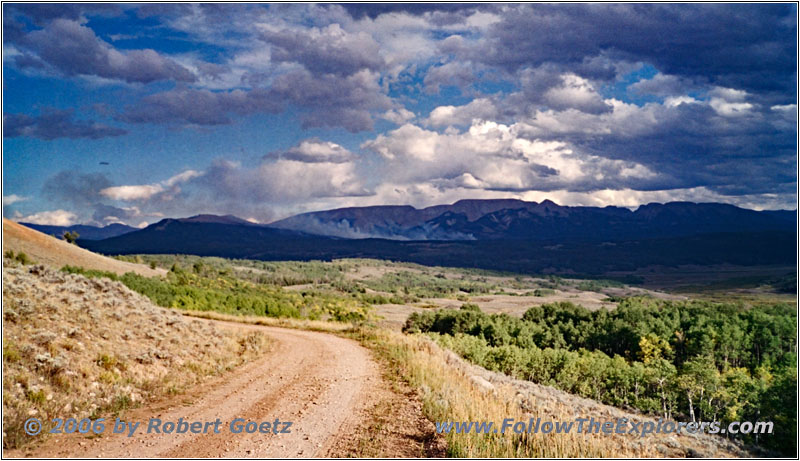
[21,222,137,240]
[71,200,795,276]
[270,199,794,241]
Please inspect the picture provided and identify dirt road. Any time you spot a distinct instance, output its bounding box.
[20,324,381,458]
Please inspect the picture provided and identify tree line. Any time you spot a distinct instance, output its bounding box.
[404,299,796,455]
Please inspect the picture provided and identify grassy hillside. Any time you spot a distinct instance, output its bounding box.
[404,300,796,456]
[3,219,163,277]
[2,258,268,450]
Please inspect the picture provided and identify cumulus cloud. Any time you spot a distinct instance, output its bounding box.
[4,109,127,140]
[269,68,393,132]
[428,98,499,127]
[514,91,795,196]
[90,203,161,225]
[707,87,753,117]
[423,61,476,94]
[17,209,77,226]
[363,120,656,193]
[629,72,701,97]
[261,23,384,76]
[100,170,203,201]
[542,74,611,114]
[12,18,196,83]
[459,4,796,97]
[4,4,795,222]
[380,108,415,124]
[199,156,368,204]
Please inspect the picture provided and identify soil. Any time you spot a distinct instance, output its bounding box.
[9,320,439,458]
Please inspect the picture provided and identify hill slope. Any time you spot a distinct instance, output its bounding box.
[3,219,164,277]
[2,260,268,451]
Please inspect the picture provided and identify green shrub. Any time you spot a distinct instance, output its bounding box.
[410,298,797,456]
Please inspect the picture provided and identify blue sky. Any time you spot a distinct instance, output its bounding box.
[3,3,797,227]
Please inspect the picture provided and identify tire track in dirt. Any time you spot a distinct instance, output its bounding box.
[20,323,379,458]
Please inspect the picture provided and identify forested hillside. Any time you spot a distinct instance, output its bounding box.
[405,299,797,455]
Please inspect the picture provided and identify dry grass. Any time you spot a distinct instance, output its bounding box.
[181,309,355,333]
[354,328,750,458]
[2,259,269,450]
[2,219,164,277]
[355,328,655,457]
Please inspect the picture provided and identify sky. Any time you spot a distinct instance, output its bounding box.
[2,3,797,228]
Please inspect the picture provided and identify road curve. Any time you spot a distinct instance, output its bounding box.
[24,323,380,458]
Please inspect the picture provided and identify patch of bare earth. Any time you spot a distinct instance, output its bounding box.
[324,349,446,458]
[3,218,164,277]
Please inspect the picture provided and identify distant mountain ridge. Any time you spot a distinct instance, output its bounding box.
[79,200,796,276]
[270,199,795,241]
[20,222,137,240]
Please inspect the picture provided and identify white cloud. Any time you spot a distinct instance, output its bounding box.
[17,209,77,226]
[278,139,355,163]
[163,170,203,187]
[708,86,753,117]
[709,99,753,117]
[427,98,498,127]
[363,119,656,192]
[380,108,415,124]
[101,169,204,201]
[202,156,368,205]
[664,96,699,107]
[101,184,164,201]
[542,74,610,113]
[519,187,797,211]
[3,194,28,205]
[771,104,797,112]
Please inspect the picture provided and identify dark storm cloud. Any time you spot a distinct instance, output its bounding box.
[4,109,128,140]
[462,4,796,98]
[508,65,613,115]
[519,99,796,196]
[90,203,141,225]
[42,171,113,206]
[11,18,196,84]
[123,68,392,132]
